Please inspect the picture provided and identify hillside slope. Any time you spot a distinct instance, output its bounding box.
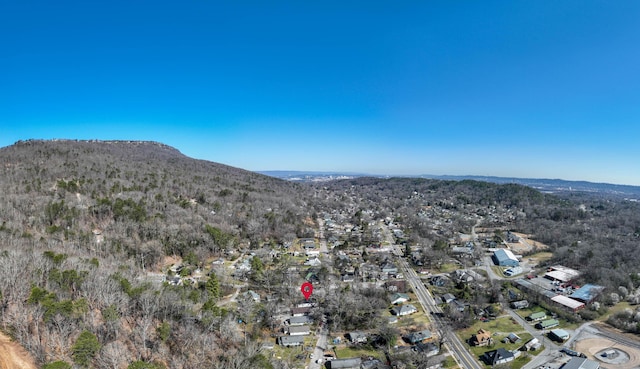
[0,139,314,367]
[0,139,311,256]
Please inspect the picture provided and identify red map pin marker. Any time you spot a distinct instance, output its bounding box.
[301,281,313,300]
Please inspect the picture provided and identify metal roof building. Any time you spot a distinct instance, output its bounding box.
[570,284,605,303]
[492,249,519,267]
[549,328,570,341]
[552,295,585,312]
[562,357,600,369]
[545,265,580,282]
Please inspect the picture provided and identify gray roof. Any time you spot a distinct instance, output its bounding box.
[287,325,310,335]
[278,335,305,346]
[288,315,313,325]
[391,304,417,315]
[329,357,362,369]
[406,329,431,343]
[562,357,600,369]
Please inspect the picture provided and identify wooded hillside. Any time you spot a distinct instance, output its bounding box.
[0,140,312,368]
[1,140,640,368]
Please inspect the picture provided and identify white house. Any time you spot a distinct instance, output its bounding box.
[391,304,418,316]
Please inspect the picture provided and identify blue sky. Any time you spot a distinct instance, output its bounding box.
[2,1,639,185]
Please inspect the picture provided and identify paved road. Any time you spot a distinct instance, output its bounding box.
[308,220,330,369]
[398,257,483,369]
[308,325,328,369]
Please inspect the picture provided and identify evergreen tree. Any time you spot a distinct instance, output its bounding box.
[206,272,220,300]
[72,330,101,368]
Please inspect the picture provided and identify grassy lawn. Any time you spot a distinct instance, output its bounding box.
[272,343,308,365]
[599,301,631,322]
[457,316,538,368]
[438,263,460,273]
[491,265,507,277]
[460,316,528,339]
[441,356,460,368]
[524,252,553,265]
[394,310,431,327]
[334,345,383,360]
[514,305,548,321]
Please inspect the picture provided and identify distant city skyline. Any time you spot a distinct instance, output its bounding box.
[2,1,639,186]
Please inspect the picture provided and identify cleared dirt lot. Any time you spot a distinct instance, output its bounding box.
[572,323,640,369]
[0,332,37,369]
[509,232,550,254]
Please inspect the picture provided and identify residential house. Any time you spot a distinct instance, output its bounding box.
[346,331,368,344]
[389,292,410,305]
[391,304,418,316]
[511,300,529,309]
[304,257,322,266]
[278,335,305,347]
[287,325,310,336]
[291,306,311,317]
[441,293,456,304]
[381,261,398,275]
[523,337,541,351]
[361,358,392,369]
[527,311,547,322]
[430,275,449,287]
[388,316,398,324]
[504,333,521,344]
[482,348,515,366]
[385,279,407,293]
[327,357,362,369]
[405,329,432,344]
[414,342,439,357]
[302,239,316,249]
[287,315,313,326]
[452,269,484,283]
[549,329,570,342]
[471,329,493,347]
[451,245,475,257]
[305,249,320,257]
[536,319,560,329]
[244,290,260,302]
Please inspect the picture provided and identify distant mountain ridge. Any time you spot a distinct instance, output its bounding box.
[259,170,640,199]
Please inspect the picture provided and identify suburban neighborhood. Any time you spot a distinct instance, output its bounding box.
[156,194,630,369]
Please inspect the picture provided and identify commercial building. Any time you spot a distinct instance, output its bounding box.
[492,249,520,267]
[570,284,605,303]
[551,295,585,312]
[561,357,600,369]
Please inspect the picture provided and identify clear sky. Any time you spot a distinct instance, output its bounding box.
[2,1,639,185]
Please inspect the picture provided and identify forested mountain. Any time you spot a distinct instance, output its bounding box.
[0,139,312,368]
[1,139,312,251]
[1,140,640,369]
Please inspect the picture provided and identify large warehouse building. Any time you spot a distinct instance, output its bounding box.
[492,249,519,267]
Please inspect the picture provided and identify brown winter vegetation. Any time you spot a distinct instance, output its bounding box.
[0,139,639,369]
